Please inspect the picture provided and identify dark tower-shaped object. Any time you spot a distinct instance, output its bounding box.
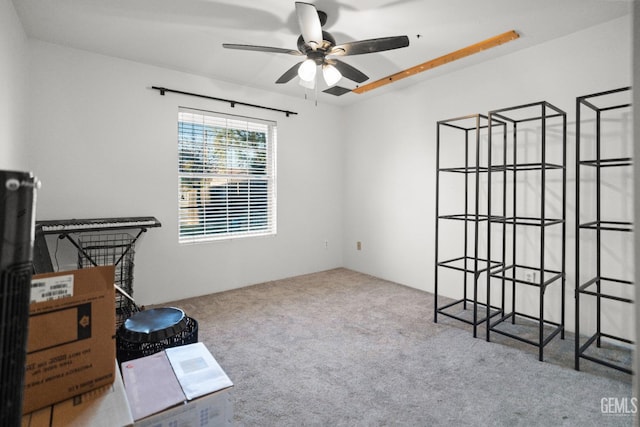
[0,170,38,425]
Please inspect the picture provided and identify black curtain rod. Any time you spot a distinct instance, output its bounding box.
[151,86,298,117]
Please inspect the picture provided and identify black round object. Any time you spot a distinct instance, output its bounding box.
[119,307,187,343]
[116,315,198,363]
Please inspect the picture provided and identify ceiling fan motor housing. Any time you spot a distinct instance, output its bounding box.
[297,30,336,57]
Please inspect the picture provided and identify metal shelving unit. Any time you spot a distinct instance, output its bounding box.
[434,114,504,337]
[486,101,567,361]
[575,86,633,374]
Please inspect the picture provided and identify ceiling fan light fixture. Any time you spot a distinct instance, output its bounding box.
[322,64,342,87]
[299,76,315,89]
[298,59,317,82]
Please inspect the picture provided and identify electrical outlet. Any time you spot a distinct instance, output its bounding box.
[324,240,328,249]
[356,241,362,251]
[524,271,537,283]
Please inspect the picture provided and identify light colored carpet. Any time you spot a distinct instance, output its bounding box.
[159,268,634,426]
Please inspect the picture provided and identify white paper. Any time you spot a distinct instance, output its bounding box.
[30,274,74,303]
[121,352,185,420]
[165,342,233,400]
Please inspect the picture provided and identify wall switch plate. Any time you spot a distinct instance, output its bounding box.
[524,271,536,283]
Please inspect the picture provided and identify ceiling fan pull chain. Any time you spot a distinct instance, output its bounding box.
[315,77,319,107]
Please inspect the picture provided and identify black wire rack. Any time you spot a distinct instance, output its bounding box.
[77,233,139,329]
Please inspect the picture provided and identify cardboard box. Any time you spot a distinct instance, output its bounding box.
[23,266,117,414]
[135,390,232,427]
[121,342,234,426]
[22,360,134,427]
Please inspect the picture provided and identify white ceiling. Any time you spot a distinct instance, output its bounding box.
[13,0,632,105]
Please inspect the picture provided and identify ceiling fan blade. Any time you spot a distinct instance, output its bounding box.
[223,43,302,56]
[330,36,410,56]
[323,86,352,96]
[329,59,369,83]
[295,2,323,47]
[276,62,304,84]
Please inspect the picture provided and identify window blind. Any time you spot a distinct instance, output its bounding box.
[178,108,277,243]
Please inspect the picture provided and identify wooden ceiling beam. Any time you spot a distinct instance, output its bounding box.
[351,30,520,95]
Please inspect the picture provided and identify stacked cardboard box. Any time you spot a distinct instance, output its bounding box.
[121,342,234,426]
[22,266,233,426]
[24,266,117,414]
[21,361,134,427]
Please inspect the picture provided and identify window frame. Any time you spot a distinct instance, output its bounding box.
[177,107,277,244]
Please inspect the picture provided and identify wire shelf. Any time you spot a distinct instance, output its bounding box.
[77,233,138,329]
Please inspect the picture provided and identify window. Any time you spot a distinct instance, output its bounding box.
[178,108,277,243]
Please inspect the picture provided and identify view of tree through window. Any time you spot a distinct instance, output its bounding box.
[178,108,276,243]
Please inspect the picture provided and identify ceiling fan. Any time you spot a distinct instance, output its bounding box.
[222,2,410,96]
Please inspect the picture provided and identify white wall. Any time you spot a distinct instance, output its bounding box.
[342,16,633,336]
[11,11,635,335]
[0,0,28,170]
[25,41,344,304]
